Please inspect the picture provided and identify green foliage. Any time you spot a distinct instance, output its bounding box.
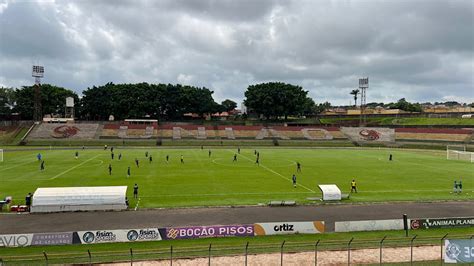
[80,83,219,120]
[350,89,359,106]
[221,99,237,112]
[0,87,15,116]
[314,101,331,114]
[12,84,79,120]
[244,82,314,119]
[387,98,422,112]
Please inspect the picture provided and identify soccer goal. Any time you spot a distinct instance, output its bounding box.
[0,149,3,162]
[447,145,474,163]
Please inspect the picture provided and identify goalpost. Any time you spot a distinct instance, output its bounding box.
[447,145,474,163]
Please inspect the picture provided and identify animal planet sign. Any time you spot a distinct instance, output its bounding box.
[161,225,254,240]
[77,228,161,244]
[444,239,474,263]
[410,217,474,229]
[254,221,325,236]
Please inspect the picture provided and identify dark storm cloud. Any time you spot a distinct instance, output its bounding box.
[0,0,472,105]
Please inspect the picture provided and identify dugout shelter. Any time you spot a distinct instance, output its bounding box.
[30,186,128,213]
[318,184,342,201]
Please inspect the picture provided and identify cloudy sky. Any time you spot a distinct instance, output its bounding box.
[0,0,472,105]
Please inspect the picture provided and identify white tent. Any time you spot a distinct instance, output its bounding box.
[31,186,128,213]
[318,184,342,201]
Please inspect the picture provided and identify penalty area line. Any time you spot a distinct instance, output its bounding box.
[49,155,101,180]
[228,150,316,193]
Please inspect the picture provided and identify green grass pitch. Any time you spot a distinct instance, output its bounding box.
[0,147,472,208]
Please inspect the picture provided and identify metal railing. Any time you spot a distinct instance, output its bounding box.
[0,234,471,265]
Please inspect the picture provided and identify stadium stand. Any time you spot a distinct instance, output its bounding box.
[197,127,207,139]
[172,127,181,139]
[28,123,99,139]
[225,127,235,139]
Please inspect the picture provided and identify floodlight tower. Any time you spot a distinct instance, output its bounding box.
[32,65,45,121]
[358,77,368,125]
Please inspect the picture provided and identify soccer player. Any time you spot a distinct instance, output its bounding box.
[254,150,257,155]
[145,151,148,158]
[135,158,139,168]
[82,145,85,150]
[255,157,259,165]
[180,155,184,164]
[453,181,458,193]
[40,160,45,171]
[238,147,240,154]
[104,144,108,150]
[75,151,79,159]
[292,174,297,188]
[37,153,42,161]
[296,162,301,172]
[108,164,112,175]
[233,154,237,162]
[111,146,114,153]
[25,193,32,212]
[111,152,115,160]
[133,184,139,199]
[149,155,153,163]
[351,179,357,193]
[459,180,463,193]
[118,153,122,160]
[389,154,393,161]
[127,166,131,178]
[208,150,212,158]
[166,155,169,163]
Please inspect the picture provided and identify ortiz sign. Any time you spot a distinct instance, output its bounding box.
[160,225,254,240]
[254,221,325,236]
[411,217,474,229]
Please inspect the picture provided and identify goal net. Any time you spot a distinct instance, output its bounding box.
[447,145,474,163]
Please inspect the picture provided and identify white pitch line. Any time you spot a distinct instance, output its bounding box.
[49,154,101,180]
[229,150,316,193]
[140,192,315,198]
[0,160,35,172]
[134,198,140,211]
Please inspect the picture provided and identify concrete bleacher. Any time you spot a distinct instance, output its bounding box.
[28,123,99,139]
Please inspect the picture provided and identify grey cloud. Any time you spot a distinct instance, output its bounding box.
[0,0,472,105]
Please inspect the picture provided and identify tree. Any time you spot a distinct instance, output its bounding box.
[314,101,331,114]
[13,84,79,120]
[388,98,422,112]
[221,99,237,112]
[244,82,313,119]
[0,87,15,117]
[350,89,359,107]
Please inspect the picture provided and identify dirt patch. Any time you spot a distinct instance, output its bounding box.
[106,245,440,265]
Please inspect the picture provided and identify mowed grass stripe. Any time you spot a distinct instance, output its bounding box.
[0,148,472,208]
[49,154,102,180]
[230,149,316,193]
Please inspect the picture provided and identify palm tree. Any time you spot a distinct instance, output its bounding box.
[350,89,360,107]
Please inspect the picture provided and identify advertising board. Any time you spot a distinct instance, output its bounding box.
[254,221,325,236]
[335,219,404,232]
[76,228,161,244]
[444,239,474,263]
[410,217,474,230]
[160,225,254,240]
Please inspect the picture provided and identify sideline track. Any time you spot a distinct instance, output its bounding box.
[1,201,472,234]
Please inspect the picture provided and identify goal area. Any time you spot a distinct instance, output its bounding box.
[447,145,474,163]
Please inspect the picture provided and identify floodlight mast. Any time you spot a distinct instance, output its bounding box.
[358,77,368,126]
[32,65,44,121]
